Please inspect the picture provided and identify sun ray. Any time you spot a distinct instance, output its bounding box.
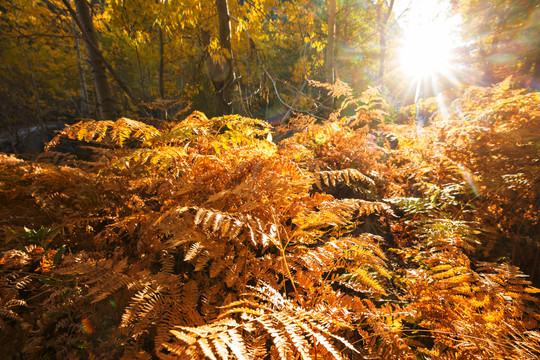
[391,0,465,133]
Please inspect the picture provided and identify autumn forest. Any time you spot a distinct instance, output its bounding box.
[0,0,539,359]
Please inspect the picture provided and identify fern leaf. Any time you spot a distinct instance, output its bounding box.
[340,267,386,295]
[212,335,230,360]
[220,330,248,360]
[218,218,232,237]
[194,208,206,226]
[202,211,216,232]
[313,169,375,190]
[159,206,276,250]
[185,242,203,261]
[169,329,198,345]
[197,338,217,360]
[45,118,160,150]
[258,317,291,360]
[212,213,224,233]
[282,321,313,360]
[298,321,343,360]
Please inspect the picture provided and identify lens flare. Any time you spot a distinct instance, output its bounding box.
[81,318,94,334]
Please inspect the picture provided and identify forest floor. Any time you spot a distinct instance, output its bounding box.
[0,80,539,359]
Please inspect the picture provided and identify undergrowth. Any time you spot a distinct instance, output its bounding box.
[0,79,539,359]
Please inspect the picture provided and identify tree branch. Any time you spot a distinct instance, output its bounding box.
[229,15,324,120]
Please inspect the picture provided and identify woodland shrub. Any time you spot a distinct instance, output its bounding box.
[0,80,539,359]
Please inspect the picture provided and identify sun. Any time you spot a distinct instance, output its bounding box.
[399,21,455,79]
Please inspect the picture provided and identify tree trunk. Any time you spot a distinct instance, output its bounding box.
[73,0,115,120]
[14,11,46,145]
[322,0,336,117]
[158,26,165,99]
[63,0,138,108]
[210,0,235,115]
[25,55,46,145]
[325,0,336,86]
[75,36,90,116]
[135,45,147,101]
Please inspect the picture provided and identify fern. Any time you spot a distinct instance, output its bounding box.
[156,206,278,249]
[2,86,539,360]
[162,318,248,360]
[162,283,358,360]
[110,146,189,176]
[46,117,161,150]
[313,168,375,190]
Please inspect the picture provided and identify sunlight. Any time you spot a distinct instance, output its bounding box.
[395,0,461,81]
[399,21,454,80]
[393,0,463,129]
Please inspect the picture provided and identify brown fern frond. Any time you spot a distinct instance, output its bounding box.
[157,206,278,249]
[313,169,375,190]
[0,298,26,332]
[120,349,153,360]
[477,262,540,302]
[308,79,353,100]
[55,255,133,303]
[122,285,168,339]
[354,199,394,218]
[340,267,387,295]
[151,111,272,151]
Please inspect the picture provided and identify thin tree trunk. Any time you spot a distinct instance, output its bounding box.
[147,65,153,100]
[135,45,147,101]
[377,7,386,82]
[75,36,90,116]
[158,26,165,99]
[323,0,336,117]
[25,56,46,145]
[212,0,235,115]
[325,0,336,85]
[73,0,115,120]
[62,0,138,109]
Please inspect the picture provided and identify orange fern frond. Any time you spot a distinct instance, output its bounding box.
[46,118,160,150]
